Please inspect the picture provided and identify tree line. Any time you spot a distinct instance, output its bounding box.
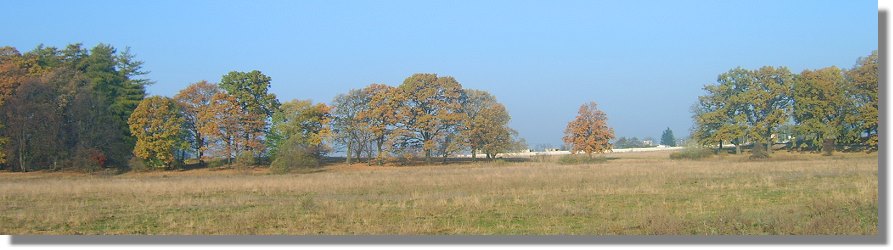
[692,50,878,157]
[0,44,529,172]
[0,44,149,171]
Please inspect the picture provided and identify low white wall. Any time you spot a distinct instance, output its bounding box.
[457,146,685,158]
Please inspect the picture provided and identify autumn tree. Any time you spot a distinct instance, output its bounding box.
[661,127,676,146]
[461,89,520,160]
[0,47,24,167]
[219,70,280,157]
[395,73,466,163]
[200,93,247,164]
[563,102,615,158]
[174,81,221,162]
[846,50,879,151]
[128,96,187,169]
[358,84,401,165]
[331,88,373,165]
[1,79,63,171]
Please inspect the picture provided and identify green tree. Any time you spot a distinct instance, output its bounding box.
[128,96,187,169]
[661,127,676,146]
[692,67,753,154]
[219,70,280,157]
[269,99,331,164]
[744,66,793,157]
[792,67,854,155]
[85,45,130,135]
[846,50,879,151]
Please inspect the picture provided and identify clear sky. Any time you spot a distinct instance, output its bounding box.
[2,0,878,147]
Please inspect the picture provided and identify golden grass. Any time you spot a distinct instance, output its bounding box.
[0,151,878,235]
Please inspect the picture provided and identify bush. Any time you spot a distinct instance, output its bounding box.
[669,146,714,160]
[235,151,257,167]
[128,156,151,172]
[750,143,770,159]
[270,141,319,174]
[558,154,608,165]
[69,147,107,172]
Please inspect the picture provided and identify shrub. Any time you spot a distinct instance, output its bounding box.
[750,143,770,159]
[270,141,319,174]
[128,156,151,172]
[235,151,257,167]
[69,147,106,172]
[669,146,714,160]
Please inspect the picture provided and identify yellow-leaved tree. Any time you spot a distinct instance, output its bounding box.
[358,83,402,165]
[563,101,615,158]
[128,96,187,169]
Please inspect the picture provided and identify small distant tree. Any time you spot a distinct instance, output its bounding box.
[661,127,676,146]
[128,96,187,169]
[563,102,615,158]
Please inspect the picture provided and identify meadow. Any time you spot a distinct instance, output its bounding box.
[0,150,878,235]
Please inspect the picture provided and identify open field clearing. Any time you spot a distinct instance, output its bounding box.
[0,151,877,235]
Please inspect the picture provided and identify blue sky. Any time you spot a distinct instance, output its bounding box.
[2,0,878,147]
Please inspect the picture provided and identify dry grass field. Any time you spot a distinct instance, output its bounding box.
[0,150,878,235]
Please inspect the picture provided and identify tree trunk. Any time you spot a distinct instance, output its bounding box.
[354,142,365,162]
[822,138,835,156]
[346,140,352,165]
[766,127,772,155]
[718,140,723,154]
[425,149,431,164]
[471,148,477,162]
[376,139,384,166]
[19,129,25,172]
[736,136,744,154]
[197,133,204,163]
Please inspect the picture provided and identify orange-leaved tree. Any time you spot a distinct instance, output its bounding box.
[199,92,249,164]
[174,80,220,163]
[563,101,615,158]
